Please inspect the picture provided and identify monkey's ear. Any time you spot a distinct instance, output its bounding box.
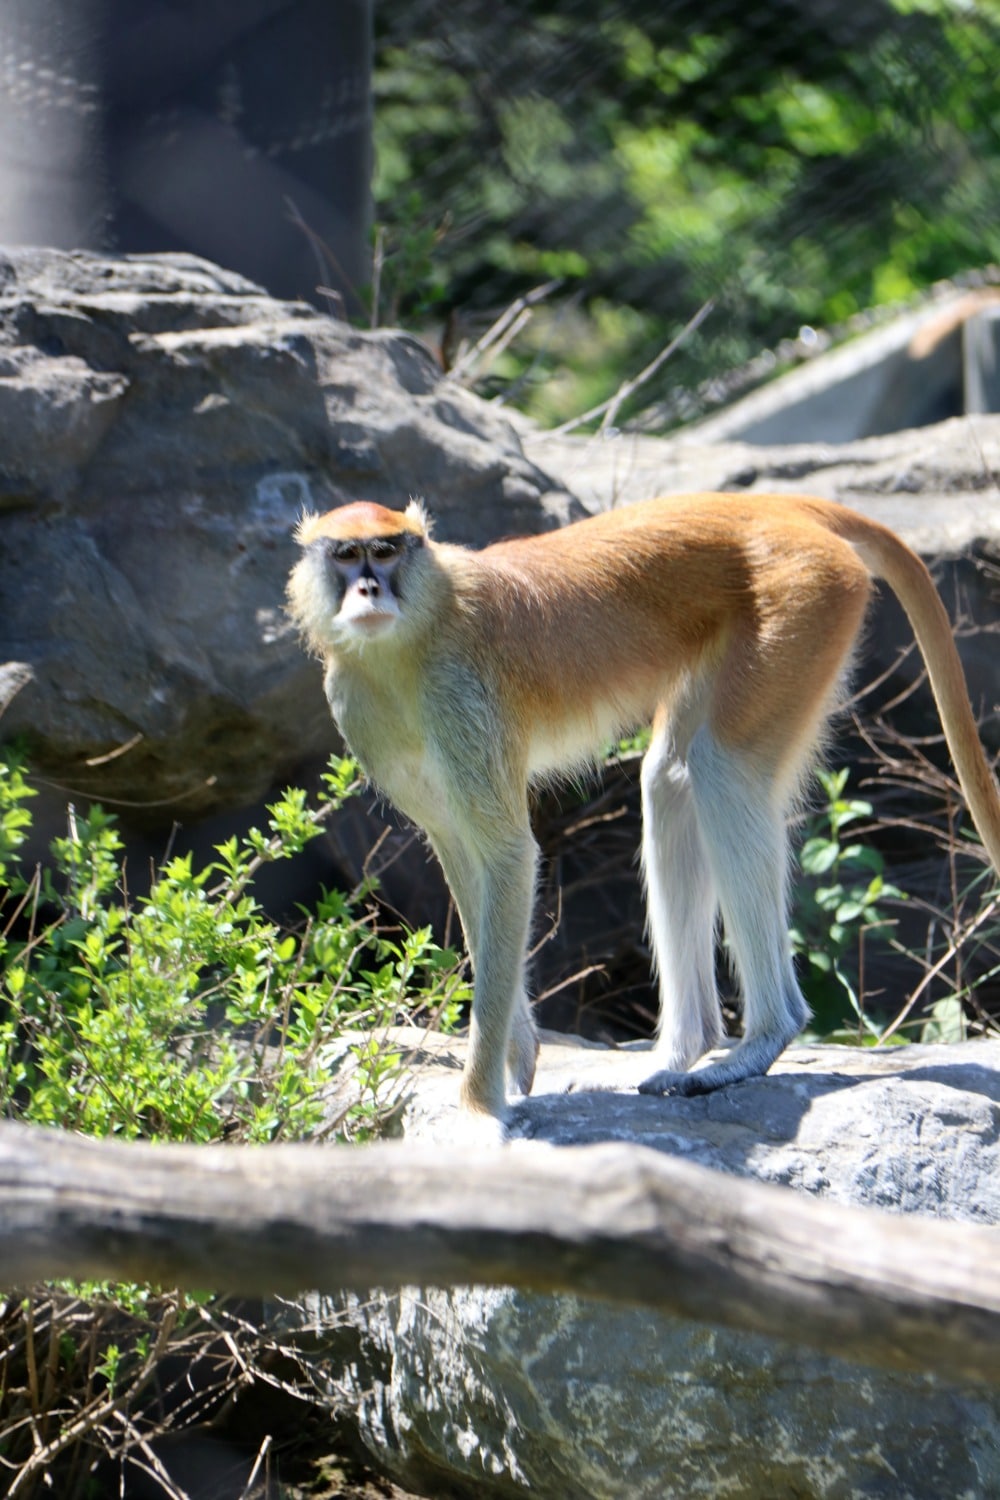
[293,511,319,545]
[405,498,432,536]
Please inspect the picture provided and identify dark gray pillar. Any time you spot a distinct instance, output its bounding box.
[0,0,372,312]
[0,0,109,247]
[963,308,1000,415]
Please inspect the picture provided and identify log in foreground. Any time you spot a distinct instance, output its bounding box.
[2,1121,999,1385]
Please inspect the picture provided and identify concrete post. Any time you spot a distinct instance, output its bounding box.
[0,0,373,312]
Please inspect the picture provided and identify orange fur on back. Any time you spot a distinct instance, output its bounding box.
[436,496,874,783]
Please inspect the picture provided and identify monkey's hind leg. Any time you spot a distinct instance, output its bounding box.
[551,729,723,1101]
[507,989,539,1097]
[639,727,809,1098]
[640,731,723,1071]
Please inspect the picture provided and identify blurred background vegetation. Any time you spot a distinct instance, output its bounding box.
[371,0,1000,426]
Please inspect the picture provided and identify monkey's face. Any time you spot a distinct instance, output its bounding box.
[288,500,431,657]
[326,534,410,639]
[288,532,421,655]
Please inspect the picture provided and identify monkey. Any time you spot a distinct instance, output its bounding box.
[287,493,1000,1120]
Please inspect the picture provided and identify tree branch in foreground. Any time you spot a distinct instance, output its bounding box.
[1,1121,998,1384]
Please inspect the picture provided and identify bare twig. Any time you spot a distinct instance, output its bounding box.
[444,279,562,383]
[881,890,1000,1042]
[241,1433,273,1498]
[551,299,715,436]
[84,733,144,768]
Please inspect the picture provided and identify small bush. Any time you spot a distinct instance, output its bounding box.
[0,747,468,1147]
[0,746,470,1497]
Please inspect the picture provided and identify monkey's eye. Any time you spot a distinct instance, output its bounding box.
[330,541,364,565]
[368,536,404,561]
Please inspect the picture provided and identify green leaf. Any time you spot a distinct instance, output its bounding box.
[920,995,967,1045]
[800,837,839,874]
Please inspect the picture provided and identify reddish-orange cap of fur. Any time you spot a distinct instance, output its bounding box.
[296,500,428,545]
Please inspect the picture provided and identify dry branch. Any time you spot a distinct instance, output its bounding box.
[2,1121,999,1385]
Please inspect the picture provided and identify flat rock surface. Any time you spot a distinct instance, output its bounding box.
[522,415,1000,553]
[396,1031,1000,1220]
[293,1032,1000,1499]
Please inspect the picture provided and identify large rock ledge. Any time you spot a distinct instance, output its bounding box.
[286,1033,1000,1500]
[0,247,577,819]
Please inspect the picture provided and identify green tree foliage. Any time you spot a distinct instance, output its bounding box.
[373,0,1000,421]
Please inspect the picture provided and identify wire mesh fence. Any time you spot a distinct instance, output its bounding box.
[372,0,1000,427]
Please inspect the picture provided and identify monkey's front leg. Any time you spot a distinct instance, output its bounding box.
[434,826,539,1118]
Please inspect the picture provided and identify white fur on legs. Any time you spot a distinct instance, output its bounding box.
[640,727,809,1098]
[507,989,539,1096]
[640,731,722,1071]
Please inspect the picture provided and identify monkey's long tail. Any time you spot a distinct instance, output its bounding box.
[838,515,1000,878]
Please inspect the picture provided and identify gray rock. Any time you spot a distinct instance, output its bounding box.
[0,247,577,822]
[288,1035,1000,1499]
[521,413,1000,554]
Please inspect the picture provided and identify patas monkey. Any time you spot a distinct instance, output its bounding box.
[288,494,1000,1118]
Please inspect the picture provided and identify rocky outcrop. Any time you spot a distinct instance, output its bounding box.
[1,246,996,837]
[523,412,1000,556]
[287,1033,1000,1500]
[0,247,577,822]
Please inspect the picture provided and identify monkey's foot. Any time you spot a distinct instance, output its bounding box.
[639,1034,788,1096]
[445,1103,511,1147]
[638,1067,723,1098]
[470,1112,511,1146]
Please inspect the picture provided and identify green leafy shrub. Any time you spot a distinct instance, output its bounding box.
[0,748,469,1146]
[790,767,905,1042]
